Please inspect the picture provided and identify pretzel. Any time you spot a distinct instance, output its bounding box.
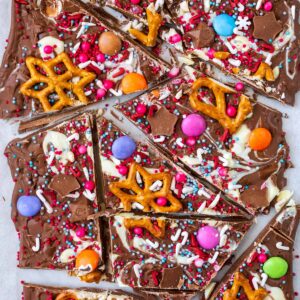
[56,292,78,300]
[129,9,162,47]
[253,62,275,81]
[109,162,182,213]
[124,217,166,238]
[20,52,96,112]
[214,52,230,59]
[223,272,268,300]
[79,270,102,283]
[189,77,253,134]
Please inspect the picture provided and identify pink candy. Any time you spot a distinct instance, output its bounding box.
[84,180,95,191]
[168,67,181,78]
[130,0,140,4]
[235,82,244,91]
[156,197,167,206]
[181,114,206,137]
[78,145,87,154]
[186,136,196,147]
[258,253,268,263]
[103,79,114,90]
[133,227,143,235]
[44,45,53,54]
[196,225,220,250]
[96,53,106,63]
[169,34,182,44]
[226,106,237,117]
[264,1,273,11]
[81,41,91,52]
[76,227,86,238]
[79,53,88,63]
[96,88,106,99]
[118,165,128,176]
[175,172,187,183]
[218,167,228,177]
[136,103,147,115]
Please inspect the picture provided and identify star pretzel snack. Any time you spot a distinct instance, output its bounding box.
[20,53,96,112]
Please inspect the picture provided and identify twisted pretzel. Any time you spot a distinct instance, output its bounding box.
[223,272,268,300]
[124,217,166,238]
[254,62,275,81]
[189,77,253,134]
[109,163,182,213]
[129,9,162,47]
[20,52,96,112]
[56,292,78,300]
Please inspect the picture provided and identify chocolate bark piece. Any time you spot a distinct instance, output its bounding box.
[97,117,251,218]
[115,68,290,215]
[109,213,252,290]
[210,199,300,299]
[165,0,300,105]
[0,0,169,120]
[4,114,103,282]
[23,282,201,299]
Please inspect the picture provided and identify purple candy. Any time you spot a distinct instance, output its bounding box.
[181,114,206,137]
[196,225,220,250]
[17,195,42,217]
[112,136,136,160]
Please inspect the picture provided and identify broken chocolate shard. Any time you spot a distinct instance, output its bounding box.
[147,106,178,136]
[160,266,184,289]
[253,12,283,43]
[48,174,80,198]
[69,196,93,223]
[184,23,215,48]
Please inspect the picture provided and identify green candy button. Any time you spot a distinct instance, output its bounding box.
[263,256,288,279]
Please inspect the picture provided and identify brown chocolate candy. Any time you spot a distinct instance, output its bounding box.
[98,31,122,56]
[253,12,282,43]
[147,107,178,136]
[48,174,80,197]
[184,22,215,49]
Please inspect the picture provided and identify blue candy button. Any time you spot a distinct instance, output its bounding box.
[112,136,136,160]
[17,195,42,217]
[213,14,236,37]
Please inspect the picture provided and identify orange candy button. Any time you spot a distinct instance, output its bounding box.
[121,73,148,94]
[75,249,100,271]
[248,128,272,151]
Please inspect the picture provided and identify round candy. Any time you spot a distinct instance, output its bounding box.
[121,73,148,94]
[136,103,147,115]
[226,106,237,117]
[264,1,273,11]
[133,227,143,235]
[17,195,42,217]
[112,136,136,160]
[44,45,53,54]
[197,225,220,250]
[84,180,95,191]
[235,82,244,91]
[78,145,87,154]
[258,253,268,263]
[75,227,86,238]
[181,114,206,137]
[96,88,106,99]
[263,256,288,279]
[248,128,272,151]
[213,14,236,36]
[175,172,187,183]
[156,197,167,206]
[75,249,100,271]
[118,165,128,176]
[98,31,122,56]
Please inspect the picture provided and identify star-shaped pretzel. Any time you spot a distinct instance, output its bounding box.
[189,77,253,134]
[223,272,268,300]
[20,52,96,112]
[109,162,183,213]
[129,9,162,47]
[124,217,165,238]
